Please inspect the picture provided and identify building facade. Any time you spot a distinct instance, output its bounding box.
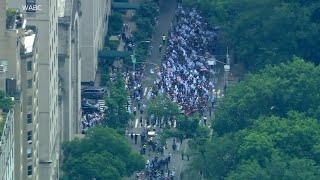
[20,25,40,180]
[58,0,82,140]
[0,1,40,179]
[80,0,111,83]
[16,0,60,179]
[0,111,15,180]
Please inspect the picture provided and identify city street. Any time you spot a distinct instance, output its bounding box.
[124,0,191,179]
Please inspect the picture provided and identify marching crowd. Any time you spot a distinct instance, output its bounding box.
[80,2,217,179]
[82,112,104,134]
[154,4,217,116]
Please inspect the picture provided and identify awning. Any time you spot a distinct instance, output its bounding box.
[112,2,140,9]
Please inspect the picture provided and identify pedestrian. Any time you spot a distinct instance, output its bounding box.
[168,153,171,162]
[181,151,184,160]
[133,106,137,116]
[134,134,138,144]
[159,43,162,53]
[162,34,166,45]
[131,132,134,142]
[203,116,207,125]
[143,144,147,154]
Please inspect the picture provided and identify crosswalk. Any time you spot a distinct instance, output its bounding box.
[132,117,176,128]
[97,100,106,112]
[134,118,148,128]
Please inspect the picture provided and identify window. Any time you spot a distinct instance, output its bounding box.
[27,61,32,71]
[26,0,36,12]
[27,113,32,124]
[27,79,32,88]
[27,131,32,141]
[27,148,32,159]
[27,165,32,176]
[28,96,32,106]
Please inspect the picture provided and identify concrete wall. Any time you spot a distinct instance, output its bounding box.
[58,0,81,142]
[80,0,111,83]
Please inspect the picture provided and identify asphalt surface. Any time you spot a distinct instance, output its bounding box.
[125,0,191,179]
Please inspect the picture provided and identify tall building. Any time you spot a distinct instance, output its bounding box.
[80,0,111,84]
[24,0,60,179]
[58,0,81,140]
[0,0,40,179]
[7,0,61,178]
[0,111,15,180]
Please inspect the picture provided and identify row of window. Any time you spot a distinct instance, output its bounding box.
[27,130,32,141]
[28,165,32,175]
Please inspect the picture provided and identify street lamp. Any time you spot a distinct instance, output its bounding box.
[131,40,151,81]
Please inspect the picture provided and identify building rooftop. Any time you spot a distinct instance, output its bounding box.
[20,26,37,56]
[21,30,36,54]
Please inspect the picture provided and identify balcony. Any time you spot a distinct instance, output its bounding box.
[6,8,24,30]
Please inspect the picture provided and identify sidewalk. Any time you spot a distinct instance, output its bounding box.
[118,10,137,51]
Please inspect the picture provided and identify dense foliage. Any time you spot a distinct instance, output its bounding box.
[0,90,14,112]
[183,0,320,70]
[146,94,180,124]
[62,128,145,180]
[188,58,320,179]
[214,58,320,135]
[107,13,123,35]
[133,0,158,61]
[104,73,132,130]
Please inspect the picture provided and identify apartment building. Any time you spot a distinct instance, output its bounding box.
[22,0,60,179]
[58,0,81,140]
[80,0,111,83]
[0,111,15,180]
[20,25,40,180]
[0,1,40,179]
[5,0,61,178]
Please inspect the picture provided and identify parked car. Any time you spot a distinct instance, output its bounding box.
[81,100,100,113]
[81,87,105,99]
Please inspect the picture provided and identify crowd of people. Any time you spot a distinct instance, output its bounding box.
[82,112,104,134]
[154,5,217,116]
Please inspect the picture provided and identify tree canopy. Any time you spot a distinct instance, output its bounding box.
[188,59,320,179]
[190,112,320,179]
[182,0,320,70]
[214,58,320,135]
[146,94,180,124]
[62,127,145,180]
[104,73,132,130]
[0,90,14,112]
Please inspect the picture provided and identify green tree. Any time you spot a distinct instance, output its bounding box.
[190,134,239,179]
[191,112,320,179]
[213,58,320,135]
[176,114,200,140]
[147,94,180,125]
[104,73,132,130]
[62,127,145,180]
[108,13,123,35]
[183,0,320,70]
[189,59,320,179]
[0,90,14,112]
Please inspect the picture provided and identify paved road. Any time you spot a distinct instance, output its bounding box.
[125,0,192,179]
